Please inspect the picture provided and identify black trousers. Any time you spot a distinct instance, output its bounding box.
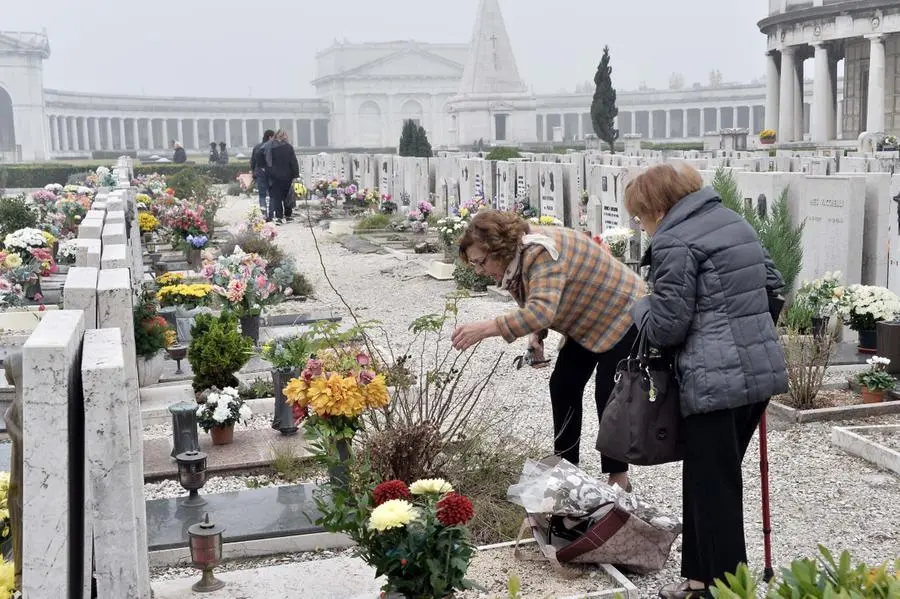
[681,400,768,585]
[548,327,636,471]
[268,179,290,219]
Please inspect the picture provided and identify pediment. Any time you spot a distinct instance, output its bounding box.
[0,32,50,58]
[347,49,463,79]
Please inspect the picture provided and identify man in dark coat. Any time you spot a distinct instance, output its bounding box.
[250,130,274,218]
[265,129,299,224]
[172,141,187,164]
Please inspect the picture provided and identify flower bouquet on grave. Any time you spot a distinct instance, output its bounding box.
[29,189,58,217]
[838,285,900,350]
[51,197,87,236]
[134,173,168,198]
[95,166,118,189]
[760,129,776,144]
[201,247,277,318]
[455,196,489,221]
[313,476,476,599]
[405,210,428,234]
[528,215,564,227]
[513,187,537,219]
[2,228,52,261]
[600,226,634,259]
[436,216,467,263]
[195,387,253,444]
[380,194,397,215]
[0,252,37,307]
[156,283,213,309]
[138,212,160,234]
[235,206,278,241]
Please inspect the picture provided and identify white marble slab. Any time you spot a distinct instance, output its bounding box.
[63,267,99,329]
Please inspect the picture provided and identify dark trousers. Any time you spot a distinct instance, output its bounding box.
[681,401,768,585]
[268,179,290,220]
[548,327,636,471]
[255,172,269,212]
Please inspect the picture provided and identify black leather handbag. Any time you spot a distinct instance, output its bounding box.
[596,318,684,466]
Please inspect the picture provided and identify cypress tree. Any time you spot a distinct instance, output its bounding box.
[590,45,619,153]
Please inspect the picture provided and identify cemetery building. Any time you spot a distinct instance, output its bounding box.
[2,0,859,162]
[760,0,900,143]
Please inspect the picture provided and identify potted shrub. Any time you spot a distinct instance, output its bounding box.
[260,334,318,435]
[133,289,175,387]
[315,477,476,598]
[195,386,253,445]
[187,312,254,394]
[759,129,776,145]
[839,284,900,352]
[795,272,847,340]
[855,356,895,403]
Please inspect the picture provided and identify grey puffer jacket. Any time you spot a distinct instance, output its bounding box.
[631,186,788,416]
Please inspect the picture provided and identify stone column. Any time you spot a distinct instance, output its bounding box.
[79,118,88,151]
[92,118,101,151]
[105,118,114,150]
[749,107,755,134]
[665,111,671,138]
[192,119,199,149]
[47,116,56,151]
[829,54,840,140]
[208,118,215,144]
[866,34,886,132]
[682,110,687,138]
[292,119,298,144]
[176,119,184,145]
[258,119,265,138]
[147,119,155,150]
[69,117,79,151]
[700,109,706,135]
[311,120,317,147]
[732,106,738,128]
[811,42,833,142]
[132,119,140,150]
[794,59,804,142]
[118,119,126,151]
[224,120,232,148]
[778,46,796,142]
[765,51,780,134]
[242,120,248,148]
[577,114,584,139]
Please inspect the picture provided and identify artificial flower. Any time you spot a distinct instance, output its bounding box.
[410,479,453,495]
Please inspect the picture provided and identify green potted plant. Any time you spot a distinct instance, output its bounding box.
[133,289,174,387]
[195,386,253,445]
[795,272,847,340]
[188,312,254,394]
[260,334,318,435]
[839,285,900,352]
[855,356,895,404]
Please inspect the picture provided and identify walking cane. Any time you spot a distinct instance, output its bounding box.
[762,294,785,583]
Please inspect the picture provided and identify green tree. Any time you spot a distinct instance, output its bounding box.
[415,124,433,158]
[398,120,416,156]
[713,168,804,292]
[590,45,619,153]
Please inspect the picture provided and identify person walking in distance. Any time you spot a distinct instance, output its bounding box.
[265,129,299,224]
[250,130,274,219]
[218,141,229,165]
[208,142,219,164]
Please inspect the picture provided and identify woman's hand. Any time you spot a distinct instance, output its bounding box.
[451,320,499,351]
[529,333,549,369]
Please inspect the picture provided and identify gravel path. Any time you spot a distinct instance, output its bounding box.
[209,197,900,597]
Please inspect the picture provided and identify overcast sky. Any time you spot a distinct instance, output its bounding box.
[5,0,769,98]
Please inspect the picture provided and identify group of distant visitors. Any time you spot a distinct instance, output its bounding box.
[250,129,300,225]
[167,141,230,165]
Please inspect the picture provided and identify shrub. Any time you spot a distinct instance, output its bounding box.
[781,300,814,334]
[0,194,39,238]
[714,168,804,292]
[781,328,834,410]
[485,147,522,161]
[188,312,254,392]
[289,273,314,298]
[0,162,250,188]
[167,167,213,201]
[220,232,286,271]
[354,213,392,231]
[133,289,172,358]
[453,264,495,292]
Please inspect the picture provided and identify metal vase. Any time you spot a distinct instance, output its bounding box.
[239,314,261,344]
[327,438,352,490]
[271,368,300,435]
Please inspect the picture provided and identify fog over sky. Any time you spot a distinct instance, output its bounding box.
[6,0,769,98]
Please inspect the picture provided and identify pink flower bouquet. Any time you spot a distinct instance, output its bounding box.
[201,247,277,316]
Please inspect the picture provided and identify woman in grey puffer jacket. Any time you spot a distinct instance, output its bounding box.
[626,163,788,599]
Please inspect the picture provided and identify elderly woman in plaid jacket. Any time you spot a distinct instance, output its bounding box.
[451,210,645,490]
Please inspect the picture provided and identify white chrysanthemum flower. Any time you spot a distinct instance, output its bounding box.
[212,405,231,424]
[238,404,253,422]
[409,478,453,495]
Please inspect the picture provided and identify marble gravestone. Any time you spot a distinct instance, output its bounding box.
[523,162,542,212]
[586,163,604,235]
[22,310,87,598]
[63,267,100,330]
[855,172,892,287]
[597,165,630,232]
[96,268,152,595]
[458,158,478,202]
[562,162,584,229]
[76,239,102,269]
[733,171,805,223]
[495,161,517,212]
[797,176,866,286]
[376,155,394,200]
[538,162,565,222]
[83,328,148,598]
[888,175,900,297]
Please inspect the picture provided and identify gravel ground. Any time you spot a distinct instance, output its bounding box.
[150,548,355,581]
[143,472,298,501]
[143,413,274,441]
[864,429,900,452]
[203,197,900,597]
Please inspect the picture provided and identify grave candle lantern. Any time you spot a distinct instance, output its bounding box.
[188,513,226,592]
[169,400,200,458]
[175,450,208,507]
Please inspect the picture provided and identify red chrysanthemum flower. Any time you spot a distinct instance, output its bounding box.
[373,480,411,506]
[436,492,474,527]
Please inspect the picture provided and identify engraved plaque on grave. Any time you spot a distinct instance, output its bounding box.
[538,163,565,221]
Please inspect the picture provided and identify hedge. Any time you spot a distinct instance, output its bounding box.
[0,162,251,188]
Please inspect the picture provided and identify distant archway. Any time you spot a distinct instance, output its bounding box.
[400,99,424,127]
[0,87,15,151]
[358,101,382,147]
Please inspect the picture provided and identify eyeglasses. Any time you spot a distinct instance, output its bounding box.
[468,254,488,269]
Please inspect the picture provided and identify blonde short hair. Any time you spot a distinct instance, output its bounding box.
[624,163,704,221]
[274,129,289,142]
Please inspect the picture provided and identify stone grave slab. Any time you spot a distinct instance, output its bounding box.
[146,483,322,550]
[262,310,341,327]
[151,554,381,599]
[102,222,127,245]
[101,244,129,270]
[143,427,312,480]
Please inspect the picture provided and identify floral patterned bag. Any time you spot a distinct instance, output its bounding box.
[508,457,680,574]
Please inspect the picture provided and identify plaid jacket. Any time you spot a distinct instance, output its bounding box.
[495,227,646,353]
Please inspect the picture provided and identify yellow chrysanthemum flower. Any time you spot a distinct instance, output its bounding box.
[409,478,453,495]
[283,377,310,407]
[40,230,56,246]
[362,374,390,409]
[307,374,368,418]
[368,499,417,532]
[3,254,22,269]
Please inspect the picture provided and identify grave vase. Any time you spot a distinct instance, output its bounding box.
[271,368,300,435]
[186,248,202,271]
[442,244,458,264]
[876,321,900,375]
[239,314,261,344]
[327,438,352,490]
[857,329,877,353]
[811,316,829,341]
[175,306,206,342]
[210,423,235,445]
[137,351,166,387]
